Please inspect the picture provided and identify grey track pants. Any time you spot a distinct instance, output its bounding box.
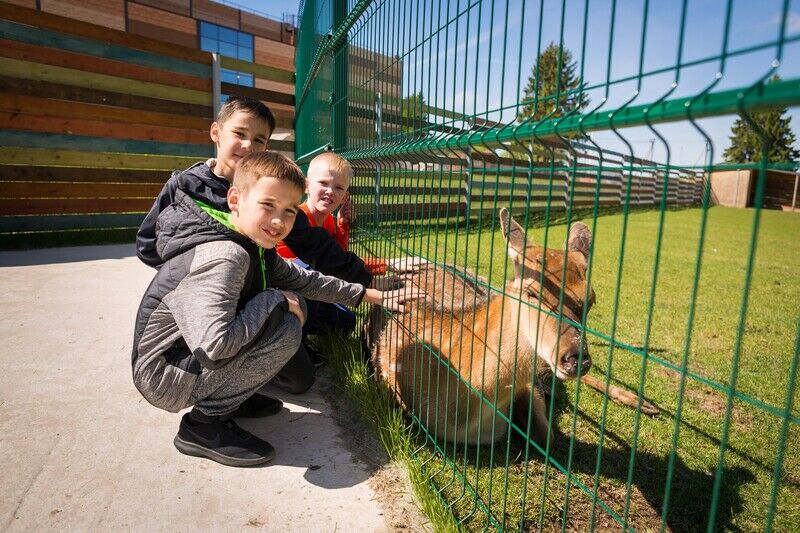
[188,315,303,417]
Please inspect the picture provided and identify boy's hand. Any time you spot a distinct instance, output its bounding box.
[363,287,427,313]
[387,256,430,273]
[337,193,354,225]
[282,291,306,325]
[370,274,410,291]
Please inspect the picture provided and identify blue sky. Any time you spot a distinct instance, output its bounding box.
[218,0,302,21]
[227,0,799,166]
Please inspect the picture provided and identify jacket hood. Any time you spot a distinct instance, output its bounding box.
[175,161,230,211]
[155,189,249,262]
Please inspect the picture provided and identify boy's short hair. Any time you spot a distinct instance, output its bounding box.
[308,152,354,181]
[234,152,305,195]
[217,95,276,134]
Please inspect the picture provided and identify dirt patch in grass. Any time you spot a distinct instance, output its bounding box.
[684,384,754,428]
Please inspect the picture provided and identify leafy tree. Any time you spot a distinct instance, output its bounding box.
[517,42,588,125]
[723,79,799,164]
[400,91,428,134]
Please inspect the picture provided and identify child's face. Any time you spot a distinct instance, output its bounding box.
[228,177,301,249]
[305,166,351,216]
[210,111,272,179]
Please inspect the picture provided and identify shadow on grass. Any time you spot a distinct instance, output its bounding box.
[438,384,757,532]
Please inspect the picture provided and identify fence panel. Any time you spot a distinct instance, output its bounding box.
[297,0,800,531]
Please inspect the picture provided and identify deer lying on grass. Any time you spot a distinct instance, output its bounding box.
[366,208,655,448]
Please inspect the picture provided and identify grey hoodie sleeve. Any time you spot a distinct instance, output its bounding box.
[267,250,367,307]
[163,241,289,369]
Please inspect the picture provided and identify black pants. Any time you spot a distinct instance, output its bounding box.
[270,300,357,393]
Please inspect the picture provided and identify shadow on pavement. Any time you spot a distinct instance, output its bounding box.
[0,244,137,267]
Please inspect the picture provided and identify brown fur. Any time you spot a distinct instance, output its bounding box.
[367,209,596,447]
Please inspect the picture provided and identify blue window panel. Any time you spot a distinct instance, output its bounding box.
[200,37,217,53]
[219,26,237,44]
[199,21,217,40]
[238,33,253,49]
[219,41,236,58]
[237,45,253,61]
[239,73,254,87]
[221,69,238,84]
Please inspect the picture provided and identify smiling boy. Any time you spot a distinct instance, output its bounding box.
[132,152,421,467]
[136,95,274,268]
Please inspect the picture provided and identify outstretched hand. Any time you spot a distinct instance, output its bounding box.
[387,256,430,274]
[363,286,427,312]
[370,274,411,291]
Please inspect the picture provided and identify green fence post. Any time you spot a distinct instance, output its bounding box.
[331,0,348,152]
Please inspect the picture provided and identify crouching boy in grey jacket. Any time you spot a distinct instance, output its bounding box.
[131,151,421,467]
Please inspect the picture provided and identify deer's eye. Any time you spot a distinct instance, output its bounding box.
[525,286,540,300]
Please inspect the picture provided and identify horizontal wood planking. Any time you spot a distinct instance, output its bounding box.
[220,56,294,85]
[0,2,209,62]
[255,78,295,98]
[132,0,190,17]
[240,11,294,45]
[254,36,294,72]
[3,0,37,8]
[0,228,138,249]
[191,0,238,28]
[0,19,211,78]
[0,93,210,130]
[1,181,163,198]
[0,77,213,117]
[0,38,210,91]
[0,165,171,183]
[220,82,294,107]
[2,111,210,145]
[0,57,212,105]
[0,197,155,215]
[0,212,145,232]
[127,1,196,35]
[127,19,195,49]
[0,130,213,157]
[41,0,126,32]
[0,147,200,170]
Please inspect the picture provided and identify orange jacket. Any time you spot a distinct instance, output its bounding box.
[276,204,386,275]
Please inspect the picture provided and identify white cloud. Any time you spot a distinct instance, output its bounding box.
[771,12,800,33]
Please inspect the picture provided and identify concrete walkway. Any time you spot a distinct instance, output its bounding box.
[0,245,392,532]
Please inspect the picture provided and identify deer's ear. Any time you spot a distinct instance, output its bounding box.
[567,222,592,258]
[500,208,528,260]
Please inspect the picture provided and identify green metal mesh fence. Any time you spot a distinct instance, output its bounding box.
[296,0,800,530]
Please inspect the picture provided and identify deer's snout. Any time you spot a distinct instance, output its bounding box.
[558,348,592,378]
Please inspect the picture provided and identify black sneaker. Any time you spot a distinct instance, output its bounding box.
[173,412,275,467]
[230,394,283,418]
[304,342,328,369]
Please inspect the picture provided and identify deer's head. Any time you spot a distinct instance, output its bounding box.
[500,208,595,379]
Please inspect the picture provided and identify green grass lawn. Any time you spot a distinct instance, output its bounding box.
[347,206,799,532]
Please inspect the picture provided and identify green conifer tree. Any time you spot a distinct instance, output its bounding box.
[723,77,799,164]
[517,42,588,125]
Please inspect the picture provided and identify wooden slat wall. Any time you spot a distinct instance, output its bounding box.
[0,3,213,246]
[0,1,298,247]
